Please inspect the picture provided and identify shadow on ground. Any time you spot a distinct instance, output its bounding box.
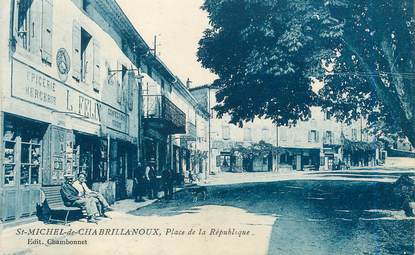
[129,175,414,255]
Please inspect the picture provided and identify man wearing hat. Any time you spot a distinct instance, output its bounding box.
[72,172,112,217]
[60,173,99,223]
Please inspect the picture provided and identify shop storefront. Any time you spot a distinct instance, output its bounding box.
[0,113,47,223]
[0,58,139,224]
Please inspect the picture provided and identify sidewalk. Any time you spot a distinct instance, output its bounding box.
[0,197,163,255]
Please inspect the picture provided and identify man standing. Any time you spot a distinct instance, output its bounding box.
[145,162,157,199]
[133,162,146,202]
[60,174,98,223]
[72,172,112,217]
[162,168,174,200]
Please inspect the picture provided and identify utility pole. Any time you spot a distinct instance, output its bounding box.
[207,86,211,182]
[153,35,157,56]
[275,124,279,173]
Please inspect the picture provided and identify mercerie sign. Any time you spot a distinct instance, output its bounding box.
[12,59,128,134]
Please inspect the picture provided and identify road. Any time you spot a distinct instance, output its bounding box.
[4,160,414,255]
[130,176,414,255]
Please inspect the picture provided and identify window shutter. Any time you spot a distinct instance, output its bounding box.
[316,131,320,142]
[29,0,41,55]
[127,70,134,111]
[116,61,122,104]
[308,131,312,142]
[13,0,19,38]
[72,20,81,80]
[41,0,53,63]
[92,39,101,92]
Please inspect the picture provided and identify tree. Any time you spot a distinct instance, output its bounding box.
[198,0,415,146]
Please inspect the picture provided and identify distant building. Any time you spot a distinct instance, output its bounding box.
[190,85,384,174]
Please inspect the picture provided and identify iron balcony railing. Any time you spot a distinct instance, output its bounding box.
[143,95,186,134]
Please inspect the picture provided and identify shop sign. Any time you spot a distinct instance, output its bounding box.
[12,60,66,110]
[67,90,128,133]
[67,90,102,122]
[12,60,128,134]
[104,107,128,132]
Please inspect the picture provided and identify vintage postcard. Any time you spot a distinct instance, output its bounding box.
[0,0,414,254]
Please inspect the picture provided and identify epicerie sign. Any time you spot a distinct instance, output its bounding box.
[12,60,128,133]
[12,60,64,110]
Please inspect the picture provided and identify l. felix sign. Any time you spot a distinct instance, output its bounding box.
[12,59,128,134]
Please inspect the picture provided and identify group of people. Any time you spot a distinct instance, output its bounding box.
[133,162,175,202]
[59,161,177,223]
[60,172,112,223]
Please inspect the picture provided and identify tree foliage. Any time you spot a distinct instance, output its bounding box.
[198,0,415,146]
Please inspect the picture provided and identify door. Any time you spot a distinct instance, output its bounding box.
[115,143,127,200]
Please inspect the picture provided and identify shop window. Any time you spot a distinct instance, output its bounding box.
[3,117,44,186]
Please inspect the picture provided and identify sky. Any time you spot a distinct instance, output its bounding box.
[116,0,217,87]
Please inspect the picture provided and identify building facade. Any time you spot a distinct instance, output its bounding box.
[141,66,209,184]
[0,0,153,225]
[190,86,383,174]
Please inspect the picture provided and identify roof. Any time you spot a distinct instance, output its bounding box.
[91,0,209,119]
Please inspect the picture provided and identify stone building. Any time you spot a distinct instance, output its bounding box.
[0,0,153,225]
[190,85,383,174]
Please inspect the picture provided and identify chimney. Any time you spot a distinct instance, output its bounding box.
[186,78,192,88]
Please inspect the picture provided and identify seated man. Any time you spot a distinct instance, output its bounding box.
[60,174,98,223]
[72,172,112,217]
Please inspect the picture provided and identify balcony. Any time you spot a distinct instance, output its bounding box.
[143,95,186,134]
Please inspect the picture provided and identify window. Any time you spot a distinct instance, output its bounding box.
[14,0,52,62]
[148,66,153,78]
[16,0,31,50]
[82,0,89,11]
[279,128,287,141]
[261,128,269,141]
[72,23,99,86]
[308,130,319,143]
[244,128,252,141]
[80,28,92,82]
[324,111,332,120]
[161,79,165,91]
[324,131,333,144]
[3,117,45,186]
[222,125,230,140]
[352,129,358,141]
